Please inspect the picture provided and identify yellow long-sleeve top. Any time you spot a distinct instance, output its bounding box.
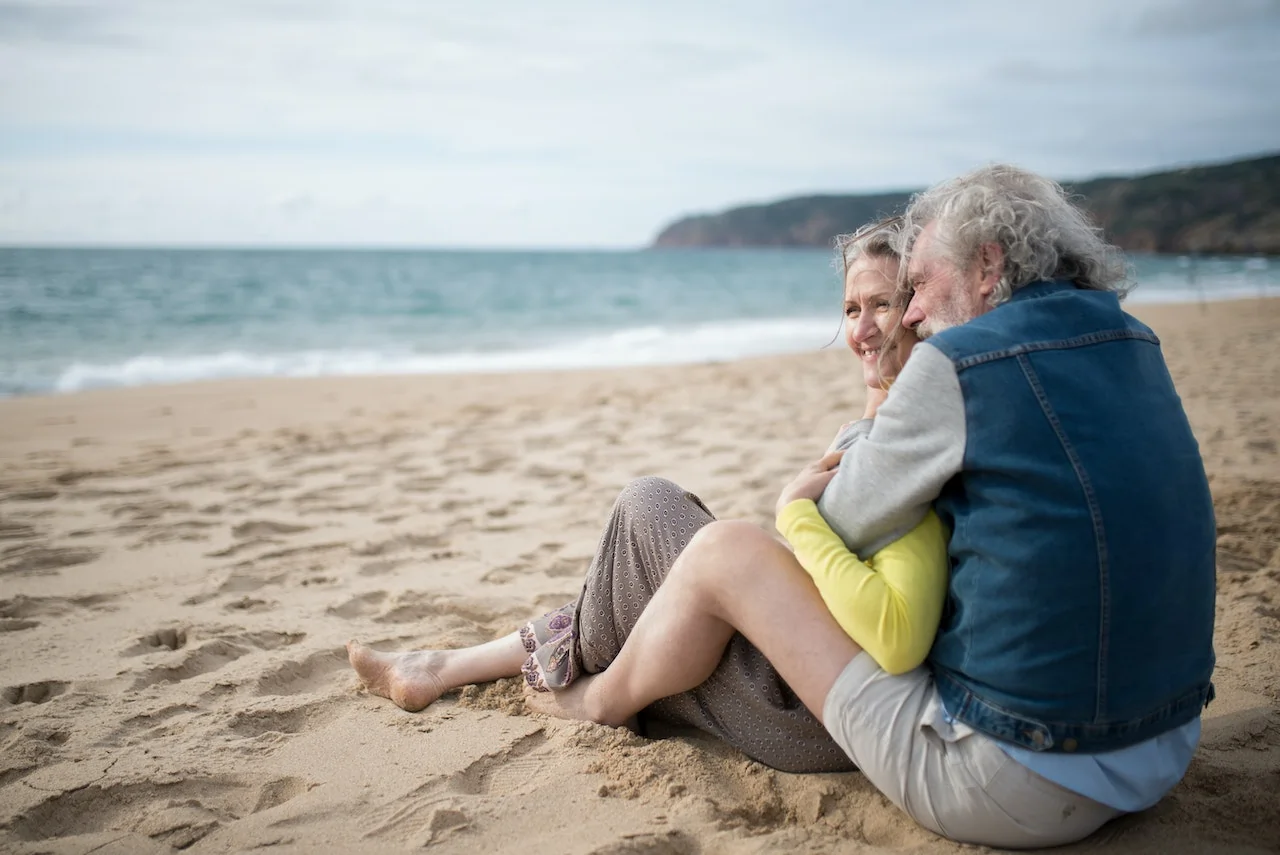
[776,500,948,675]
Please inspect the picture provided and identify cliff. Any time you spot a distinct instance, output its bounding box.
[651,153,1280,255]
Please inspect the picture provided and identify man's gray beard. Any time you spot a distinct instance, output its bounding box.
[917,317,957,340]
[917,295,976,340]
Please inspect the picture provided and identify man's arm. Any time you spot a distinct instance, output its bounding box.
[817,343,967,555]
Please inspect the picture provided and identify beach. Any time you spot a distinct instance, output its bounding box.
[1,297,1277,854]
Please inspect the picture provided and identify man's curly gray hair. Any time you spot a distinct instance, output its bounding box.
[903,165,1131,306]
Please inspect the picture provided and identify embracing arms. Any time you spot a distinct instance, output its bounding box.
[778,501,948,674]
[817,343,967,555]
[773,343,967,673]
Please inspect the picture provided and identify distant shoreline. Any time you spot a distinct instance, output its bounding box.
[652,153,1280,256]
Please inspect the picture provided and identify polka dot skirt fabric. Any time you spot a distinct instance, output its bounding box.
[522,476,856,774]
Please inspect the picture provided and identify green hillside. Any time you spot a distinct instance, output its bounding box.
[651,153,1280,255]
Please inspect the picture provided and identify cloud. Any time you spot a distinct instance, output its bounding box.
[0,1,136,47]
[0,0,1276,246]
[1132,0,1280,35]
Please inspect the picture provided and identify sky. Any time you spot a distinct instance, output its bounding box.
[1,0,1278,248]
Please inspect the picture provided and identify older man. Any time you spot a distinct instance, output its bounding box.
[812,164,1216,846]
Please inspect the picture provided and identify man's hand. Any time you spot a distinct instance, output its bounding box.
[777,450,844,518]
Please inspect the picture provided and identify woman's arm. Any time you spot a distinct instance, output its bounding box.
[777,499,947,675]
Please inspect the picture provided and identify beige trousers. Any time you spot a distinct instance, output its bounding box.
[823,653,1122,849]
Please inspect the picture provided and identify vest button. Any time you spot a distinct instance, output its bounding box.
[1063,738,1078,752]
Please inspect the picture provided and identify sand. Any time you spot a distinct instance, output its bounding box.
[1,298,1277,854]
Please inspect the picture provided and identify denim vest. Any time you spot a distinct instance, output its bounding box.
[925,280,1216,753]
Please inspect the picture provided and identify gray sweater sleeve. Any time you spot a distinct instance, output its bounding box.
[826,419,872,453]
[816,343,967,555]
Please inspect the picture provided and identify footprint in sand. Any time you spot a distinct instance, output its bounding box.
[0,618,39,632]
[524,541,565,555]
[117,703,200,731]
[253,648,348,697]
[107,498,192,522]
[350,532,448,557]
[231,520,310,539]
[206,537,282,559]
[374,592,528,628]
[2,681,68,705]
[0,544,100,577]
[481,566,518,585]
[215,570,289,596]
[0,520,38,541]
[544,557,588,578]
[122,627,188,656]
[223,596,274,613]
[327,590,389,619]
[129,639,250,690]
[227,697,340,738]
[128,630,303,690]
[398,476,445,494]
[0,593,117,619]
[2,488,59,502]
[358,558,409,577]
[362,731,547,843]
[437,498,477,513]
[4,775,312,850]
[471,453,514,475]
[450,733,549,796]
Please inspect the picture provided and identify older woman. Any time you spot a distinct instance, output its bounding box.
[347,217,947,774]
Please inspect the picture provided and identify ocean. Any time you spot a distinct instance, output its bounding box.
[1,248,1276,398]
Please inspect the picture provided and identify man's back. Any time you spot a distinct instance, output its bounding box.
[925,280,1216,752]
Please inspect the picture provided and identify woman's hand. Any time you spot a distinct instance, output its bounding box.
[777,450,844,518]
[863,385,889,420]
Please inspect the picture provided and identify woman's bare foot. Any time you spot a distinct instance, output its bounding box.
[347,640,449,712]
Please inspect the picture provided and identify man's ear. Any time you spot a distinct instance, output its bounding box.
[976,242,1004,298]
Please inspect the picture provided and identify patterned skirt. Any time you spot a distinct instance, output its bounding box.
[519,476,856,774]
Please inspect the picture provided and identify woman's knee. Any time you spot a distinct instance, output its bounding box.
[615,475,685,512]
[613,476,713,542]
[680,520,779,582]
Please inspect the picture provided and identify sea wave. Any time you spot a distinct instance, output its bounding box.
[39,318,843,395]
[4,286,1275,398]
[1125,280,1275,304]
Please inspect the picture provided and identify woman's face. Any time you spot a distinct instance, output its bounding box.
[843,254,918,388]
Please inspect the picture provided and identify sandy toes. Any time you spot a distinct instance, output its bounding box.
[346,640,449,712]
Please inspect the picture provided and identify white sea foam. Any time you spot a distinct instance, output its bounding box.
[49,317,844,394]
[1125,281,1276,304]
[35,287,1280,395]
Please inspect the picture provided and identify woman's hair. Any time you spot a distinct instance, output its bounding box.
[834,215,903,282]
[902,165,1131,306]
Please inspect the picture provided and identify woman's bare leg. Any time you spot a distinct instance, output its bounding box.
[525,520,862,726]
[347,632,527,712]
